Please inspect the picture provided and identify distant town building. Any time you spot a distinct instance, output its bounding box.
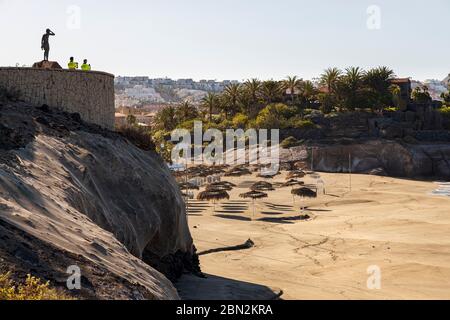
[115,112,127,128]
[443,74,450,85]
[423,79,449,100]
[114,77,240,110]
[390,78,412,104]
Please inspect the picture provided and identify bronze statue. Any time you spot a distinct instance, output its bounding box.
[41,29,55,61]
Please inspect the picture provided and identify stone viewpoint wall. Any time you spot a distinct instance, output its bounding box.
[0,67,115,130]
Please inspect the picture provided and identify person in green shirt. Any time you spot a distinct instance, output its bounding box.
[68,57,79,70]
[81,59,91,71]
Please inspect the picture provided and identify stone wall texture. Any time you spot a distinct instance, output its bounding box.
[0,67,115,130]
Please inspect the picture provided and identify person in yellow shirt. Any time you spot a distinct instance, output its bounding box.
[68,57,79,70]
[81,59,91,71]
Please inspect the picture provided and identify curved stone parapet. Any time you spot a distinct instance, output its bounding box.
[0,67,115,130]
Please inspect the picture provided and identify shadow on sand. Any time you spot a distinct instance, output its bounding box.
[258,215,311,224]
[213,214,252,222]
[260,211,285,215]
[176,274,283,300]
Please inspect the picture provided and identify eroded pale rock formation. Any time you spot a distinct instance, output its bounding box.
[0,101,197,299]
[284,141,450,178]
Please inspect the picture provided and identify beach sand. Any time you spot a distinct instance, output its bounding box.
[178,172,450,300]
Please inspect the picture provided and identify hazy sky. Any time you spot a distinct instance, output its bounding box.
[1,0,448,81]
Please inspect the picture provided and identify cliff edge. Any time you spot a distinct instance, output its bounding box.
[0,100,197,299]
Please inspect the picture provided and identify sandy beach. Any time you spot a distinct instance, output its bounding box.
[178,172,450,300]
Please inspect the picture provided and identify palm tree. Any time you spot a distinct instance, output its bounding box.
[154,105,177,131]
[320,67,342,94]
[176,101,198,123]
[364,66,395,92]
[126,114,137,126]
[244,78,262,117]
[364,66,396,111]
[201,92,218,122]
[283,76,303,105]
[237,89,252,117]
[389,84,404,110]
[345,67,365,91]
[261,80,282,105]
[300,81,318,103]
[222,83,242,119]
[338,67,365,111]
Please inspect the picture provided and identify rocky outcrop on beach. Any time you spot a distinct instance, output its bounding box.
[284,140,450,178]
[0,101,196,299]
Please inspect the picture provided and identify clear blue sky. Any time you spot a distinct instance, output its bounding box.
[1,0,449,81]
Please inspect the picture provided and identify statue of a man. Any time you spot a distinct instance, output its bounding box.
[41,28,55,61]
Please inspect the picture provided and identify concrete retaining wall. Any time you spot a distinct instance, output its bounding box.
[0,67,115,130]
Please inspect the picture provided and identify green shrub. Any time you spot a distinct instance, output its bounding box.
[176,119,203,132]
[118,125,156,151]
[384,106,399,112]
[205,119,234,131]
[281,136,302,149]
[440,106,450,130]
[255,104,296,129]
[440,91,450,104]
[318,93,336,114]
[411,87,432,103]
[289,118,316,129]
[0,273,72,300]
[232,113,249,129]
[439,106,450,119]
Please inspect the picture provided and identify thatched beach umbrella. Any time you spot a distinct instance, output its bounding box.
[291,187,317,213]
[205,184,233,192]
[178,182,200,216]
[206,181,236,191]
[282,179,305,204]
[240,191,268,218]
[309,173,322,180]
[287,170,306,180]
[225,166,252,177]
[183,165,225,178]
[291,187,317,198]
[179,182,200,191]
[293,161,308,170]
[251,181,275,192]
[282,179,305,188]
[188,167,210,178]
[197,190,230,213]
[210,181,237,188]
[257,172,277,179]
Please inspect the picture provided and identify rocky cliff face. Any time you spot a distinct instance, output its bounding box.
[0,101,196,299]
[285,140,450,178]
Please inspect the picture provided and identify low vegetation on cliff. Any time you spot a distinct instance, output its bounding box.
[0,273,71,301]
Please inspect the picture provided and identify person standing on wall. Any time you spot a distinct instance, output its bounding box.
[81,59,91,71]
[68,57,79,70]
[41,28,55,61]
